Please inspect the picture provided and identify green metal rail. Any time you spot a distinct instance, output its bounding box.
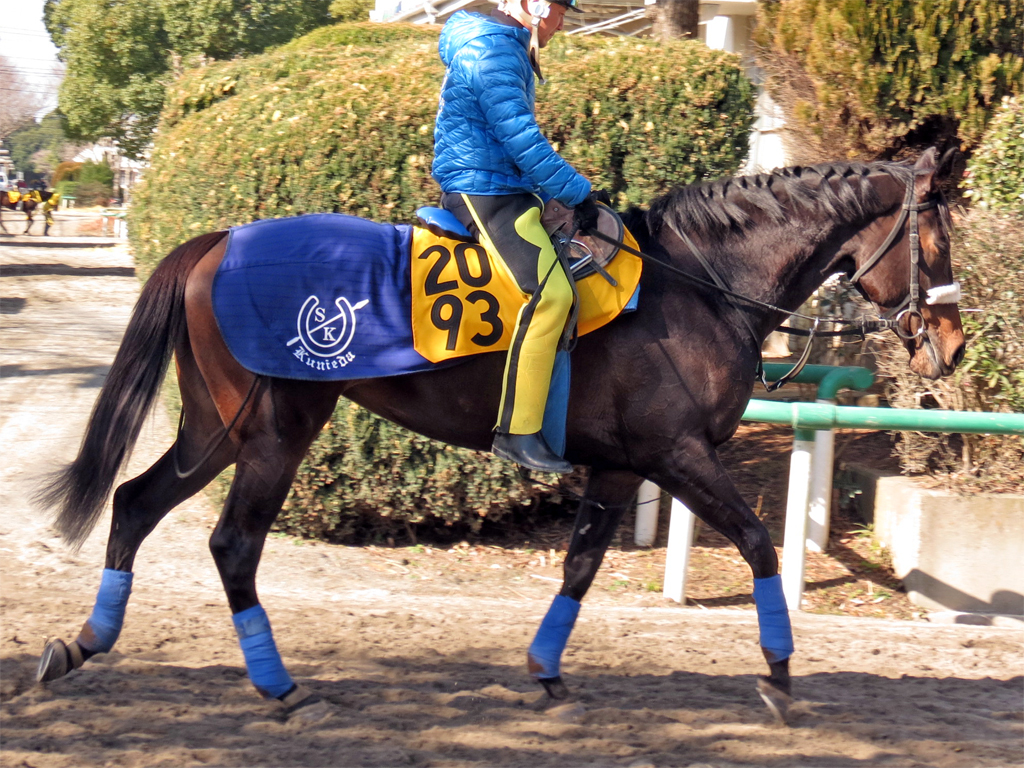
[661,363,1022,610]
[743,399,1024,435]
[760,363,876,401]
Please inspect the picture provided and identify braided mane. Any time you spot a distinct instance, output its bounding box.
[645,161,919,243]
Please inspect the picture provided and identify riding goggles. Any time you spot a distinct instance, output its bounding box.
[550,0,583,12]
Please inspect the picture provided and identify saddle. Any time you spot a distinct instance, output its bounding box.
[415,200,626,284]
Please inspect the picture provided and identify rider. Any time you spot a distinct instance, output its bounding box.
[432,0,602,474]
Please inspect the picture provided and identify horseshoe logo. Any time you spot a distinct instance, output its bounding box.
[287,295,369,358]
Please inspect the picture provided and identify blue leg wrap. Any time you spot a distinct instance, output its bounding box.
[527,595,580,678]
[753,575,794,664]
[78,568,133,653]
[232,605,295,699]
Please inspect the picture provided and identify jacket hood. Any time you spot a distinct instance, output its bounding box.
[439,10,529,67]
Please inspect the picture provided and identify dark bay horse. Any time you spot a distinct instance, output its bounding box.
[36,149,965,723]
[0,190,58,236]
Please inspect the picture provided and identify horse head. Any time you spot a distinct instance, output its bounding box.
[850,147,965,380]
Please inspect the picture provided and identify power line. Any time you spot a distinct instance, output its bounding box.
[0,67,65,77]
[0,28,53,39]
[0,67,65,75]
[0,86,58,96]
[0,26,52,34]
[0,55,64,63]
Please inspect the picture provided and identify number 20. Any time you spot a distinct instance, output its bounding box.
[422,244,503,350]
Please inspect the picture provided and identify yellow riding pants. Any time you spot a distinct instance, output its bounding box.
[442,192,573,435]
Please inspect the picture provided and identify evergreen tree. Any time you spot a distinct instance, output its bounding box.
[755,0,1024,160]
[44,0,334,157]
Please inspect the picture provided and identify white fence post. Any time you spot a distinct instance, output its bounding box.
[662,497,697,603]
[634,480,660,546]
[781,429,815,610]
[807,400,836,552]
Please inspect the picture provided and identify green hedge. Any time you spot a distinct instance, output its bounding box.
[964,96,1024,210]
[130,22,755,540]
[755,0,1024,159]
[131,23,754,273]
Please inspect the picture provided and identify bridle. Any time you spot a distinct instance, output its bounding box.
[849,181,939,342]
[585,176,957,392]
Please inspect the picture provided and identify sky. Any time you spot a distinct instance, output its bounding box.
[0,0,64,118]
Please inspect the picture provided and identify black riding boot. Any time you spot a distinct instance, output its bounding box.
[492,431,572,474]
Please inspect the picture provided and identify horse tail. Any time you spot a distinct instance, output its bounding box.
[36,230,227,549]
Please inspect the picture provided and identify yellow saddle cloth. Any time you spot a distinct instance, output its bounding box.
[5,190,42,205]
[410,227,642,364]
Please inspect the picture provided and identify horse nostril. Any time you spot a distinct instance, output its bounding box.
[952,341,966,368]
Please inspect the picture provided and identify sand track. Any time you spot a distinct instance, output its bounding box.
[1,239,1021,767]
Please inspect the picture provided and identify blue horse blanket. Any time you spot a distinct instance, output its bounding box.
[213,212,643,456]
[213,214,437,381]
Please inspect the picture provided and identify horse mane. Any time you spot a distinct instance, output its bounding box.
[644,161,921,243]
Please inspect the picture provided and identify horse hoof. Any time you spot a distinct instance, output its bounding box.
[37,639,71,683]
[537,675,570,700]
[287,698,331,727]
[280,686,331,727]
[756,676,792,726]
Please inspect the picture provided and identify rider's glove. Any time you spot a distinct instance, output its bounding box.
[589,189,612,206]
[572,195,602,232]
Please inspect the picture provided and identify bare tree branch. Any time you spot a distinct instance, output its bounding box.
[0,56,46,139]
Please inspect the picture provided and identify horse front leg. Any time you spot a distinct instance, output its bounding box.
[646,436,794,723]
[23,210,33,235]
[529,468,643,700]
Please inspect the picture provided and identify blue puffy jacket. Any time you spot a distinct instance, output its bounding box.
[432,11,591,207]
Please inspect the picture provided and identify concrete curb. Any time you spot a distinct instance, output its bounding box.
[0,236,121,248]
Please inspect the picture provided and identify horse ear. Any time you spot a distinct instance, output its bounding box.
[914,147,939,173]
[913,146,950,196]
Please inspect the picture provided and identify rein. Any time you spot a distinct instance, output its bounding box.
[586,181,937,393]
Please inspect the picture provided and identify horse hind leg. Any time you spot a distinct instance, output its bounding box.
[529,468,644,701]
[646,437,794,723]
[207,379,337,722]
[37,355,236,683]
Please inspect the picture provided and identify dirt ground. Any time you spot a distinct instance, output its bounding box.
[1,234,1022,768]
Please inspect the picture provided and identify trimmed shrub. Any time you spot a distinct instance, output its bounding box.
[130,22,755,539]
[963,96,1024,210]
[55,180,78,200]
[131,23,754,273]
[79,159,114,187]
[52,161,83,185]
[328,0,374,22]
[74,181,112,207]
[754,0,1024,161]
